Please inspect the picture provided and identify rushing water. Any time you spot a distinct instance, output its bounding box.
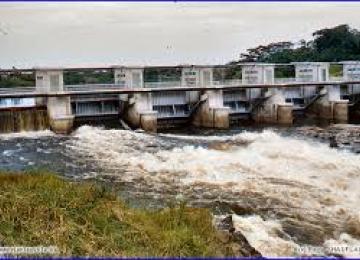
[1,125,360,256]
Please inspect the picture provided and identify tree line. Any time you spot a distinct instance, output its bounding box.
[234,24,360,64]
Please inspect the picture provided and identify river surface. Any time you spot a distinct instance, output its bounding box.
[1,124,360,256]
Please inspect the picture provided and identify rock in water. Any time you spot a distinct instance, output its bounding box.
[231,230,262,257]
[214,215,262,257]
[329,135,338,148]
[281,218,326,245]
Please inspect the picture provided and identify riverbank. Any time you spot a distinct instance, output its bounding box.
[0,171,236,257]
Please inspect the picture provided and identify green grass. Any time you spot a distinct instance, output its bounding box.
[0,171,232,257]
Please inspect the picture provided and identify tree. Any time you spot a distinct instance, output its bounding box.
[239,41,294,62]
[235,24,360,64]
[312,24,360,61]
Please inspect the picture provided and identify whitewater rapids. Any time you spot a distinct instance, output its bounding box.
[1,125,360,256]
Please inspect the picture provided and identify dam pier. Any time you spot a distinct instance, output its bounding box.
[1,61,360,134]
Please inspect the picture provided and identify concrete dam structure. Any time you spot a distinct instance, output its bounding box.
[1,61,360,134]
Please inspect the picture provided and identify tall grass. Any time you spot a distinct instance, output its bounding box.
[0,171,232,257]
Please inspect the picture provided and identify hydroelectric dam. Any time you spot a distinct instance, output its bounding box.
[1,61,360,134]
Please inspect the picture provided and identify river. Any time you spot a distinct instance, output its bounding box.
[1,124,360,256]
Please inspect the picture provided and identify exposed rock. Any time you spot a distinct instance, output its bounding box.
[345,214,360,238]
[217,214,234,231]
[230,242,243,255]
[329,135,338,148]
[231,230,262,257]
[296,124,360,151]
[208,142,232,151]
[214,214,262,257]
[281,218,327,245]
[216,230,231,243]
[208,139,252,151]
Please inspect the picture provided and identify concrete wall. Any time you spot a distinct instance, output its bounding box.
[35,70,64,92]
[342,62,360,95]
[35,69,64,106]
[242,64,275,99]
[114,67,161,132]
[192,90,230,129]
[125,93,157,132]
[180,66,215,109]
[114,68,157,131]
[35,69,74,134]
[293,62,329,99]
[310,85,348,123]
[342,62,360,81]
[252,88,293,124]
[47,96,74,134]
[114,67,144,88]
[294,63,329,82]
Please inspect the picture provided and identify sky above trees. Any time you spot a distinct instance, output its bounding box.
[1,3,360,68]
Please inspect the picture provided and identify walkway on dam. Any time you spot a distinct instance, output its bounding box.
[1,78,360,98]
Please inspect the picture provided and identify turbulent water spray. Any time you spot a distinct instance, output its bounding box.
[66,126,360,256]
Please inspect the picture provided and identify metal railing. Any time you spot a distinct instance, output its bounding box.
[2,77,360,96]
[329,76,344,82]
[144,81,181,88]
[274,78,297,84]
[65,84,124,91]
[0,87,36,93]
[213,79,243,86]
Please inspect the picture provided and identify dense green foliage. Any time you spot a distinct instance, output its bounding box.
[0,171,232,257]
[237,24,360,63]
[274,66,295,78]
[64,70,114,85]
[213,66,242,81]
[0,73,35,88]
[144,68,181,82]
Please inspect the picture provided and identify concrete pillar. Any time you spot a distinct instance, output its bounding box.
[35,69,64,92]
[181,66,200,87]
[35,68,74,134]
[292,62,330,99]
[277,103,294,124]
[252,88,293,124]
[125,93,157,132]
[241,63,275,100]
[35,68,64,106]
[181,66,201,104]
[192,90,230,129]
[341,61,360,95]
[199,67,214,87]
[293,62,329,83]
[113,66,144,88]
[312,85,348,122]
[47,96,74,134]
[114,67,156,131]
[334,100,349,123]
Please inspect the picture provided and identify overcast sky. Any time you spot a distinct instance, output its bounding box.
[0,2,360,69]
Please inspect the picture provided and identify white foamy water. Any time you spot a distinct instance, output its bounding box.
[0,130,54,140]
[69,126,360,208]
[48,126,360,255]
[232,214,298,256]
